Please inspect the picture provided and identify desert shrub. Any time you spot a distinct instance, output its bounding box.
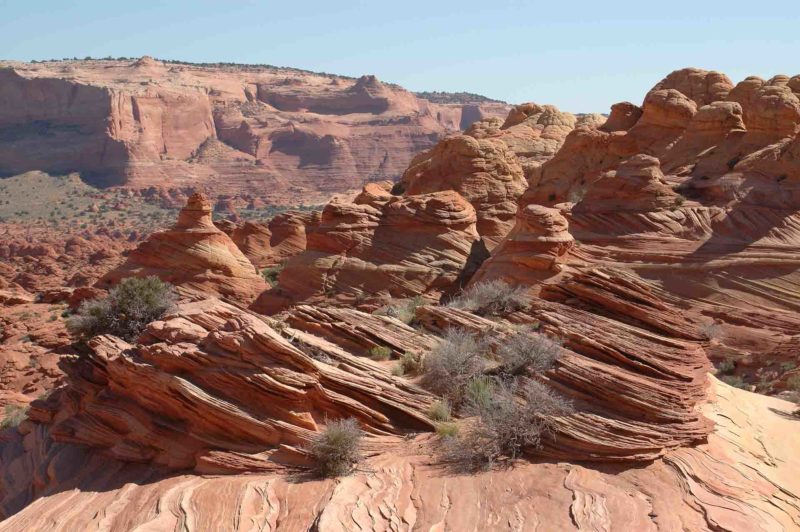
[1,404,29,430]
[392,351,423,376]
[369,346,392,361]
[67,276,176,341]
[436,422,459,438]
[447,280,527,316]
[427,399,452,422]
[497,333,561,376]
[715,358,735,375]
[444,379,573,470]
[308,418,363,477]
[700,322,722,341]
[720,375,746,389]
[261,263,284,286]
[422,329,487,398]
[787,374,800,392]
[464,376,496,411]
[382,296,424,325]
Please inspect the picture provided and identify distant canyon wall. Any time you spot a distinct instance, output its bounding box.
[0,58,510,203]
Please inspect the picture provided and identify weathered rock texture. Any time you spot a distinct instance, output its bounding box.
[253,185,481,312]
[478,67,800,392]
[100,193,267,305]
[0,58,510,204]
[2,375,798,530]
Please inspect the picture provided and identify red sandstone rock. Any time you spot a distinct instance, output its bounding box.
[0,58,511,204]
[252,188,480,312]
[100,193,267,305]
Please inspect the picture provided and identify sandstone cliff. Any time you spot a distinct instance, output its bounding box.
[0,58,510,204]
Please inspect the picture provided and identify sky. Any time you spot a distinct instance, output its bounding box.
[1,0,799,112]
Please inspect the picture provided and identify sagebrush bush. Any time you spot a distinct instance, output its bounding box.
[67,276,176,341]
[422,329,487,398]
[447,280,527,316]
[0,404,29,430]
[308,418,363,477]
[369,346,392,361]
[444,379,573,470]
[497,333,561,376]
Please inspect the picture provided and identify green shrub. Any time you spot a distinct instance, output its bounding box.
[787,374,800,392]
[261,264,284,286]
[428,399,452,422]
[1,404,29,430]
[308,418,363,477]
[720,375,746,389]
[436,422,459,438]
[715,359,735,375]
[464,376,496,411]
[67,276,176,341]
[422,329,487,398]
[447,280,527,316]
[497,333,561,376]
[369,346,392,361]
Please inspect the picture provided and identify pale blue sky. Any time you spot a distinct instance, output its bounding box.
[1,0,798,112]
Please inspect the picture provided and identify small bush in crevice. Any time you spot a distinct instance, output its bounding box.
[1,404,29,430]
[715,358,735,375]
[308,418,363,478]
[381,296,424,325]
[497,333,561,377]
[447,280,527,316]
[392,351,423,376]
[67,276,177,342]
[422,329,487,398]
[369,346,392,361]
[261,263,284,286]
[720,375,746,389]
[436,422,459,438]
[443,379,573,471]
[427,399,452,422]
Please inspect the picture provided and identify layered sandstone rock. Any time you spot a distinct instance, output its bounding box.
[225,210,320,268]
[0,58,511,204]
[396,102,598,248]
[253,188,480,312]
[483,67,800,392]
[100,193,267,305]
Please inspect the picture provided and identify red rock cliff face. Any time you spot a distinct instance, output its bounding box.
[0,58,510,202]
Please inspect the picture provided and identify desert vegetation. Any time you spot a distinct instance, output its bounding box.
[0,404,29,430]
[308,418,364,477]
[68,276,177,341]
[447,280,528,316]
[418,324,571,469]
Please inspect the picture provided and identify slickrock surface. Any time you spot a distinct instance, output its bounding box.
[253,186,481,312]
[0,58,510,204]
[1,378,797,530]
[100,193,267,305]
